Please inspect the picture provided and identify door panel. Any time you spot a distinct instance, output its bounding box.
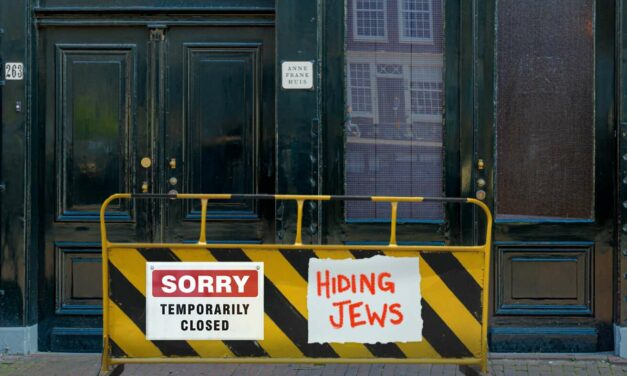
[56,48,134,221]
[186,46,259,217]
[495,246,593,316]
[39,27,149,351]
[163,27,275,243]
[484,0,614,351]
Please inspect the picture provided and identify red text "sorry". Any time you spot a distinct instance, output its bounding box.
[152,270,258,297]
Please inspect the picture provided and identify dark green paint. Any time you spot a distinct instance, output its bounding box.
[163,27,276,243]
[321,0,616,352]
[478,0,616,351]
[0,0,30,328]
[275,0,321,244]
[619,0,627,326]
[33,5,277,351]
[0,0,621,354]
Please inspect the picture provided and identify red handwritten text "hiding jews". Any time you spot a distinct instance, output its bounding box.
[315,270,403,329]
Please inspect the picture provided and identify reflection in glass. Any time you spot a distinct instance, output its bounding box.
[69,62,121,211]
[345,0,444,220]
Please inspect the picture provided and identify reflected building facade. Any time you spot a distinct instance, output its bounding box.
[345,0,444,220]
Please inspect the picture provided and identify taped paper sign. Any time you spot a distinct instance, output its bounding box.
[146,262,264,340]
[307,255,422,344]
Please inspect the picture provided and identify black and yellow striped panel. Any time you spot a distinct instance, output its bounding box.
[107,247,484,360]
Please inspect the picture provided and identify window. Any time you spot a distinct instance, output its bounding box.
[345,0,444,221]
[349,63,373,114]
[411,81,442,115]
[399,0,433,42]
[410,66,443,121]
[353,0,387,40]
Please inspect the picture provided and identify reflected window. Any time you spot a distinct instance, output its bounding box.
[411,81,441,115]
[400,0,433,42]
[354,0,387,40]
[349,63,374,114]
[345,0,444,221]
[410,66,442,119]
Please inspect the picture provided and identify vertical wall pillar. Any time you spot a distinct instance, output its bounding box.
[618,0,627,358]
[275,0,321,244]
[0,0,35,354]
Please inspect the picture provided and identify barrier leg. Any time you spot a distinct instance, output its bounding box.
[99,354,108,375]
[459,365,483,376]
[98,364,124,376]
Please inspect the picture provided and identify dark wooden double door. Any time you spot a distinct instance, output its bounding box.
[37,24,275,351]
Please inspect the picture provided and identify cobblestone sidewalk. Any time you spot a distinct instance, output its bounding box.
[0,354,626,375]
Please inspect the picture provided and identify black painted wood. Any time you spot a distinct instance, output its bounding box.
[163,26,276,243]
[38,26,149,351]
[35,10,276,351]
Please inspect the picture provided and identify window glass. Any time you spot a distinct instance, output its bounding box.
[354,0,387,39]
[400,0,433,41]
[345,0,444,221]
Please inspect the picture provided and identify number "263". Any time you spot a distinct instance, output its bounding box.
[4,63,24,80]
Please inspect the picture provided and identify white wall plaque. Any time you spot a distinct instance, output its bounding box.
[4,63,24,80]
[282,61,313,89]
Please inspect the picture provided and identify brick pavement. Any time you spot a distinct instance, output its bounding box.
[0,354,626,375]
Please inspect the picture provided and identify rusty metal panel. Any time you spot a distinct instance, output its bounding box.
[496,0,594,220]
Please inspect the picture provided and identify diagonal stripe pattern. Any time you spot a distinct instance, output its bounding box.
[107,246,484,360]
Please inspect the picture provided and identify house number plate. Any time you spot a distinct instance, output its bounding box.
[4,63,24,80]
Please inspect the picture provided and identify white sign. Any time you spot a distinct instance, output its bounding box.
[282,61,313,89]
[146,262,264,340]
[4,63,23,80]
[307,255,422,344]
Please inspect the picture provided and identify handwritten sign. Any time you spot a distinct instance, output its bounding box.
[146,262,264,340]
[307,256,422,344]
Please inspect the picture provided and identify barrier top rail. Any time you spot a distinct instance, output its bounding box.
[99,193,492,249]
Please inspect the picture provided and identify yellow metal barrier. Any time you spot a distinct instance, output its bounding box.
[99,193,492,374]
